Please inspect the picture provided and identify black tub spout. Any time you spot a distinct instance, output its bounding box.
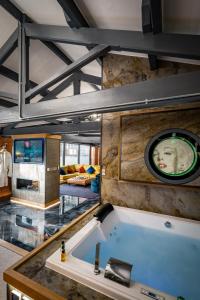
[94,203,114,223]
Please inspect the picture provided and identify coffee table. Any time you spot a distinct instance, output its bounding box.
[67,176,91,186]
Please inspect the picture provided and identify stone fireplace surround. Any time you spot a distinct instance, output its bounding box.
[11,135,60,209]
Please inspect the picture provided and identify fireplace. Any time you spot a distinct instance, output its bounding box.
[16,178,39,192]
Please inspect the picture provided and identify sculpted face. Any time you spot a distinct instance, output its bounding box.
[153,138,195,175]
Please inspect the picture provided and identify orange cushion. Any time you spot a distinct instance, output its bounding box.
[67,165,76,173]
[79,166,85,173]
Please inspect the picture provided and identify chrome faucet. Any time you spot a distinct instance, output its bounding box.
[104,257,132,287]
[94,242,100,275]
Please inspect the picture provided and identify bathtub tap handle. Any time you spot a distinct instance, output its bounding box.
[94,242,100,275]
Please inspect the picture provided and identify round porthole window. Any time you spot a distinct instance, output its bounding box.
[144,129,200,184]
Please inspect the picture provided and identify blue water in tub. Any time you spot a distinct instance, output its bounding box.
[73,222,200,300]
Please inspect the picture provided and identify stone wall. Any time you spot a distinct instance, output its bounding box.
[101,54,200,221]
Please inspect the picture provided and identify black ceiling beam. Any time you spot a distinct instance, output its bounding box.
[24,24,200,60]
[0,0,71,65]
[39,74,74,102]
[149,0,162,69]
[0,65,18,82]
[0,0,99,93]
[142,0,162,70]
[79,132,101,137]
[62,134,100,145]
[0,29,18,65]
[148,54,158,70]
[1,0,23,21]
[42,40,73,65]
[142,0,152,33]
[0,91,18,107]
[150,0,162,34]
[25,44,109,99]
[57,0,102,66]
[0,99,17,107]
[1,70,200,124]
[41,41,99,91]
[0,106,20,124]
[2,120,100,135]
[79,73,101,86]
[17,70,200,121]
[25,36,30,103]
[73,73,80,95]
[0,91,17,100]
[57,0,89,28]
[142,0,162,34]
[0,66,49,97]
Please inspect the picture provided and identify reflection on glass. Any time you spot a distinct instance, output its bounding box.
[153,138,197,176]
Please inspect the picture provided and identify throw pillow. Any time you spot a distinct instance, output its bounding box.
[60,168,66,175]
[71,165,76,173]
[67,166,74,174]
[75,164,80,172]
[63,167,68,174]
[86,165,95,174]
[79,166,85,173]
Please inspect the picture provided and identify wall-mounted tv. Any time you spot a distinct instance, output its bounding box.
[14,138,44,164]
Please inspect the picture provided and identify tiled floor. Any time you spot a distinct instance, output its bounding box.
[0,196,99,251]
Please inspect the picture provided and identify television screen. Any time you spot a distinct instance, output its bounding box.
[14,138,44,164]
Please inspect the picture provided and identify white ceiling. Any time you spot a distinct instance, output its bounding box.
[0,6,17,47]
[0,0,200,124]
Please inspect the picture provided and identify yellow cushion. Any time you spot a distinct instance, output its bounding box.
[93,165,100,174]
[83,164,89,171]
[60,173,78,182]
[74,164,80,171]
[62,166,68,174]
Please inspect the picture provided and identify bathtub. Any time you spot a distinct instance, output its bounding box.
[46,206,200,300]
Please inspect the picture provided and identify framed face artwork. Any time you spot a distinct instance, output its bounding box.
[145,129,200,184]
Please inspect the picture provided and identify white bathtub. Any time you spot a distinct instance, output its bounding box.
[46,206,200,300]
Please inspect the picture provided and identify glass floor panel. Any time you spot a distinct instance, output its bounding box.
[0,196,98,251]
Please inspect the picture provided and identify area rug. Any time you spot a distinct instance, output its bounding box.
[60,184,99,200]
